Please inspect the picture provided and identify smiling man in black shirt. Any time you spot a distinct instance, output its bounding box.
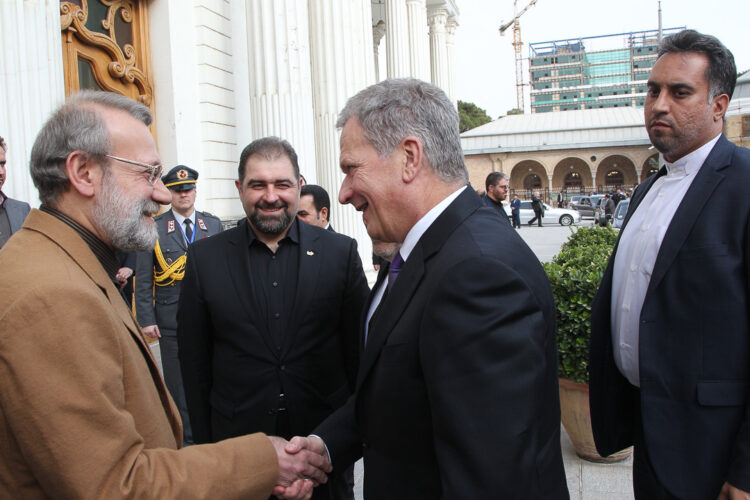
[178,136,368,500]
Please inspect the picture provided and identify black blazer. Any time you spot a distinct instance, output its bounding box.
[316,188,568,499]
[589,135,750,498]
[177,220,368,444]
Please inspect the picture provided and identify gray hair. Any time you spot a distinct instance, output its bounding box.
[30,90,152,206]
[336,78,468,184]
[0,135,6,152]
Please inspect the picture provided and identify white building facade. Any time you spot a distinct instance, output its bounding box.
[0,0,459,268]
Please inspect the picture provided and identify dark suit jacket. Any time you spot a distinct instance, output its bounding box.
[482,193,510,223]
[178,220,368,444]
[5,197,30,234]
[315,188,568,499]
[590,135,750,499]
[135,209,222,332]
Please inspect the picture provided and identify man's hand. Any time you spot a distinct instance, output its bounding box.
[718,482,750,500]
[268,435,331,499]
[142,325,161,339]
[116,267,133,287]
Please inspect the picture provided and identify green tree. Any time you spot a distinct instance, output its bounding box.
[506,108,523,115]
[458,100,492,133]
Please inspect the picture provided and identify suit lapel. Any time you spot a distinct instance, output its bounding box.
[362,266,389,352]
[165,210,187,251]
[647,137,731,293]
[358,245,425,384]
[282,223,322,356]
[358,188,482,386]
[25,210,182,443]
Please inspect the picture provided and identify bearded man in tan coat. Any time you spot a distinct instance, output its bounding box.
[0,91,330,499]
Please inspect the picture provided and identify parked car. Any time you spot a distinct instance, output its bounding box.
[612,199,630,229]
[518,201,581,226]
[569,195,606,218]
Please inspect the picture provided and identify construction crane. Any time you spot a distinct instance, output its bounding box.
[499,0,538,113]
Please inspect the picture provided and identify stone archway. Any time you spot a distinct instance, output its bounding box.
[641,154,659,181]
[510,160,548,191]
[552,157,593,193]
[596,154,638,190]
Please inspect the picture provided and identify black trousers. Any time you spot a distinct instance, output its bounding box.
[528,210,543,226]
[159,330,193,445]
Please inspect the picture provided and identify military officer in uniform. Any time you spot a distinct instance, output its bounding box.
[135,165,222,445]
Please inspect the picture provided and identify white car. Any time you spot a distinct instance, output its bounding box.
[517,201,581,226]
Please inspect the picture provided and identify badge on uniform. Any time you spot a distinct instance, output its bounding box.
[167,220,175,233]
[198,218,207,231]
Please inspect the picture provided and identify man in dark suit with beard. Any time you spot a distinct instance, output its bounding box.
[283,78,568,499]
[178,137,368,500]
[589,30,750,499]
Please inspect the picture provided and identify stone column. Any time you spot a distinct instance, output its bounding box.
[491,157,503,173]
[372,20,386,82]
[0,0,65,206]
[245,0,317,179]
[405,0,430,81]
[428,8,450,95]
[385,0,410,78]
[309,0,375,267]
[445,15,458,106]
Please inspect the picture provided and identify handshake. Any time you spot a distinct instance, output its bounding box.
[269,435,332,500]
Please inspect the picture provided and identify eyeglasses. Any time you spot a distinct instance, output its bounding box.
[104,154,163,185]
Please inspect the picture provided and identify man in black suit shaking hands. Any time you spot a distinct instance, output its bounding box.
[285,78,568,499]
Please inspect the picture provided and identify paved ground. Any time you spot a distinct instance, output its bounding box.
[151,218,634,499]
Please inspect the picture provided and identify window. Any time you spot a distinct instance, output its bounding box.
[524,174,542,190]
[742,115,750,138]
[564,171,583,188]
[60,1,153,106]
[606,169,624,186]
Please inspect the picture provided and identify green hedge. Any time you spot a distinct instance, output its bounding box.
[543,226,618,383]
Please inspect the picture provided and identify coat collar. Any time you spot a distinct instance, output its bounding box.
[646,135,732,293]
[23,209,183,443]
[358,187,482,384]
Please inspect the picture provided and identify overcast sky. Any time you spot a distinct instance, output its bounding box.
[454,0,749,119]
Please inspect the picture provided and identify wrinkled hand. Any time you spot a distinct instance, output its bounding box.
[142,325,161,339]
[269,435,331,499]
[718,482,750,500]
[116,267,133,287]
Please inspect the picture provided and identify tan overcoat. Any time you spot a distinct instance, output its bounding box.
[0,210,278,499]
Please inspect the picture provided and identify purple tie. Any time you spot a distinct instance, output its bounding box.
[387,253,404,292]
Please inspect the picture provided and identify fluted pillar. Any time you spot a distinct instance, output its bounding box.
[428,8,450,95]
[309,0,375,266]
[445,15,458,106]
[372,20,386,82]
[245,0,317,179]
[385,0,410,78]
[0,0,65,206]
[405,0,430,81]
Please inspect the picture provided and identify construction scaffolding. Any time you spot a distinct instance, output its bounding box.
[528,28,684,113]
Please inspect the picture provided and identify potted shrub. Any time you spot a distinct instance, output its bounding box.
[543,226,632,463]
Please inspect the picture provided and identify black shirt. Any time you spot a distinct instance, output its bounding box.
[41,205,120,285]
[482,194,510,223]
[245,218,300,352]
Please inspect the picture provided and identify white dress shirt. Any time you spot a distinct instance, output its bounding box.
[365,186,467,341]
[611,134,720,387]
[172,210,196,245]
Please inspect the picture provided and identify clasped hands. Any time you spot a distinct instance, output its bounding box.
[269,435,331,500]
